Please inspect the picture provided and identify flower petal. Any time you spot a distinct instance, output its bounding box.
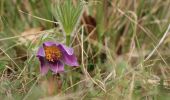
[43,41,73,55]
[37,46,45,57]
[43,41,59,47]
[38,57,49,75]
[58,44,74,55]
[49,61,64,73]
[61,53,79,66]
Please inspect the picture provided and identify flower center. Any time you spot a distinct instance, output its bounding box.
[44,45,62,62]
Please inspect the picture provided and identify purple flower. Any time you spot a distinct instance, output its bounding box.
[36,41,79,75]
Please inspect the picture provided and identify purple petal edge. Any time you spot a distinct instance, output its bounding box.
[37,46,45,57]
[43,41,59,47]
[62,53,79,66]
[58,44,74,55]
[39,57,49,75]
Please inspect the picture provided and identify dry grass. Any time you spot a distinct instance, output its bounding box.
[0,0,170,100]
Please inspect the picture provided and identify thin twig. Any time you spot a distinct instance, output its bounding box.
[19,10,59,24]
[144,24,170,61]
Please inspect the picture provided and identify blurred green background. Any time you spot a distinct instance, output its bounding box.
[0,0,170,100]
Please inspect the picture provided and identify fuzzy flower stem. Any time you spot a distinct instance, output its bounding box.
[66,35,71,46]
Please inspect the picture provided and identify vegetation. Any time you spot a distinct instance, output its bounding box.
[0,0,170,99]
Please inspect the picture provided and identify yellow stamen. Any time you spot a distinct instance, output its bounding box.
[44,45,62,62]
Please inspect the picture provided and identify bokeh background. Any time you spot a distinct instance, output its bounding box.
[0,0,170,99]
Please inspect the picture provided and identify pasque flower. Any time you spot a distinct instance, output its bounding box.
[36,41,79,75]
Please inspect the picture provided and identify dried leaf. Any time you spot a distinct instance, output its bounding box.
[19,27,43,43]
